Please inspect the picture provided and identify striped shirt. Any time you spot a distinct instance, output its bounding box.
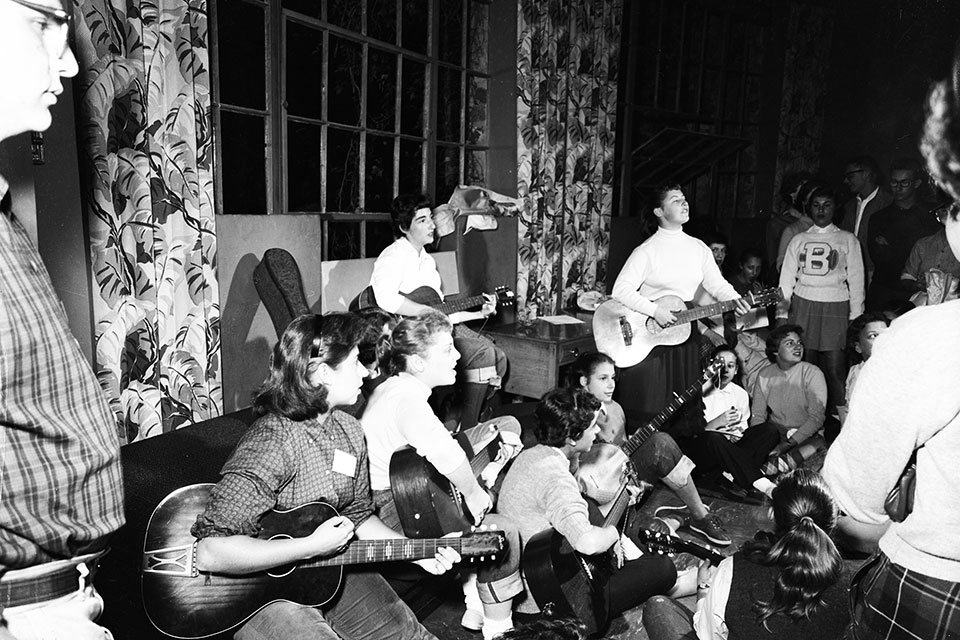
[0,177,125,570]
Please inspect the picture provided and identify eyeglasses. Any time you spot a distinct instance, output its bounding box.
[7,0,72,58]
[889,179,917,189]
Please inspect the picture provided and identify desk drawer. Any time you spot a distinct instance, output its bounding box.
[557,335,597,367]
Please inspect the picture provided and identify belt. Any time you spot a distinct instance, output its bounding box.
[0,550,105,609]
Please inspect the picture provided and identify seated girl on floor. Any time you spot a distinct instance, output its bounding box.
[641,468,848,640]
[837,311,889,424]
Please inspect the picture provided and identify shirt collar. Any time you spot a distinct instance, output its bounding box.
[0,173,8,201]
[809,223,838,233]
[858,186,879,204]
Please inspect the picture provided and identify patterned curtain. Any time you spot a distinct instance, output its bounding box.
[773,2,835,199]
[73,0,221,442]
[516,0,621,320]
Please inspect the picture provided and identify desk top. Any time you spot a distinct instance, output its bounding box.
[484,318,593,343]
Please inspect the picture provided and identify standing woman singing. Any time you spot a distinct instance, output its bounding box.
[611,184,749,447]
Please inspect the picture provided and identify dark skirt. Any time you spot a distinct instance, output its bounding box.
[616,329,706,438]
[788,295,849,351]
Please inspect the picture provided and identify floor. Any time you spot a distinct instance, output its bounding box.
[421,458,863,639]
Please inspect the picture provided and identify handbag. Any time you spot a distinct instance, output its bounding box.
[884,454,917,522]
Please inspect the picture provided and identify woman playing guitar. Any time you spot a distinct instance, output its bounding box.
[191,313,460,640]
[497,388,678,628]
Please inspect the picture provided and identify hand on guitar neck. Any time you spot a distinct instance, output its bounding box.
[652,297,751,327]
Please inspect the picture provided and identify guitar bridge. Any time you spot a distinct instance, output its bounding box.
[618,316,633,346]
[142,540,199,577]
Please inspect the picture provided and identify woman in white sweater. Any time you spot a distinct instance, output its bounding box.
[778,183,864,438]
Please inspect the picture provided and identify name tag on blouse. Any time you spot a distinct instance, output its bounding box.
[333,450,357,477]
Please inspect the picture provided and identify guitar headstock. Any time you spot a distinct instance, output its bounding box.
[638,527,724,565]
[461,527,506,559]
[494,286,516,307]
[701,356,725,383]
[746,287,784,308]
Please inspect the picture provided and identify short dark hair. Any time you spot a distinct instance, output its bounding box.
[780,171,814,205]
[534,388,600,448]
[390,193,432,238]
[566,352,616,390]
[738,247,764,266]
[651,183,683,210]
[847,156,882,185]
[795,180,828,215]
[890,157,924,178]
[766,324,804,362]
[496,617,587,640]
[846,311,889,364]
[380,310,452,376]
[355,307,398,368]
[253,313,362,420]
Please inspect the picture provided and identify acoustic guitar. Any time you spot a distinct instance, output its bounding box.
[577,358,724,505]
[355,284,515,316]
[637,527,725,565]
[521,482,632,637]
[592,287,782,367]
[141,484,505,639]
[390,428,508,538]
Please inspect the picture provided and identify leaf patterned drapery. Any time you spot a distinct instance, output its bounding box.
[516,0,621,321]
[74,0,221,442]
[773,3,835,199]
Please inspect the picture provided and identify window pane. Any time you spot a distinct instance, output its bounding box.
[398,139,423,194]
[401,0,428,54]
[220,111,266,213]
[367,47,397,132]
[328,36,362,126]
[368,0,397,44]
[217,0,265,110]
[435,145,460,204]
[365,220,394,257]
[365,134,395,213]
[328,0,361,32]
[401,58,425,136]
[282,0,320,20]
[285,20,323,120]
[437,66,462,143]
[467,1,488,72]
[466,149,485,185]
[327,127,360,212]
[438,0,463,65]
[287,121,322,211]
[327,220,360,259]
[466,74,487,145]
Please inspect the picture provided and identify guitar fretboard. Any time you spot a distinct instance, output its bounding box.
[670,298,742,326]
[304,536,470,568]
[433,294,489,316]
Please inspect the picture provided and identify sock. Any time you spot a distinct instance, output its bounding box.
[462,571,482,611]
[482,615,513,640]
[753,476,776,497]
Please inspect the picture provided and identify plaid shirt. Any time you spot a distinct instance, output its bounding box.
[192,410,374,539]
[0,177,125,570]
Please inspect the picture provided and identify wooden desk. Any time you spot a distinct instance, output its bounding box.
[484,319,596,399]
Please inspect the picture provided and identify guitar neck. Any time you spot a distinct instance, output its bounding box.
[432,294,487,316]
[673,297,741,325]
[621,378,705,457]
[601,483,632,529]
[302,537,468,569]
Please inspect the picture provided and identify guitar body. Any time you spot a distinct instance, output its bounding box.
[141,485,343,639]
[522,528,614,637]
[390,433,503,538]
[592,296,691,367]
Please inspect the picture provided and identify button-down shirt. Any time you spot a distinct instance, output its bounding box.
[0,175,125,570]
[854,187,879,236]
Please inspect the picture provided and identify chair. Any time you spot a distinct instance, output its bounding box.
[253,248,310,338]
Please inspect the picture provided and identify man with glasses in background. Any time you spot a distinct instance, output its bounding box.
[0,1,124,639]
[866,158,941,311]
[840,156,893,286]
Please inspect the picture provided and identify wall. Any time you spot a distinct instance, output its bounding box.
[0,82,95,363]
[216,214,326,413]
[820,0,960,180]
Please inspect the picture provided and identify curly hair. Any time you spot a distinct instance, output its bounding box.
[253,313,362,421]
[355,307,398,369]
[379,310,452,376]
[565,352,615,390]
[765,324,804,363]
[534,388,601,448]
[741,468,843,626]
[845,311,889,364]
[921,44,960,224]
[496,617,586,640]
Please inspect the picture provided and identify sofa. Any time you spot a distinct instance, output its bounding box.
[96,408,452,640]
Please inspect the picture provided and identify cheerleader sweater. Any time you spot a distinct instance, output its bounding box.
[778,223,865,319]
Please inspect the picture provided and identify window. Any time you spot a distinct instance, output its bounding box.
[212,0,491,259]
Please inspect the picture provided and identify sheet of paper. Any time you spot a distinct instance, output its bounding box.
[538,315,584,325]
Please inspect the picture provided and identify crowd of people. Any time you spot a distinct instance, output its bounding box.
[2,1,960,640]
